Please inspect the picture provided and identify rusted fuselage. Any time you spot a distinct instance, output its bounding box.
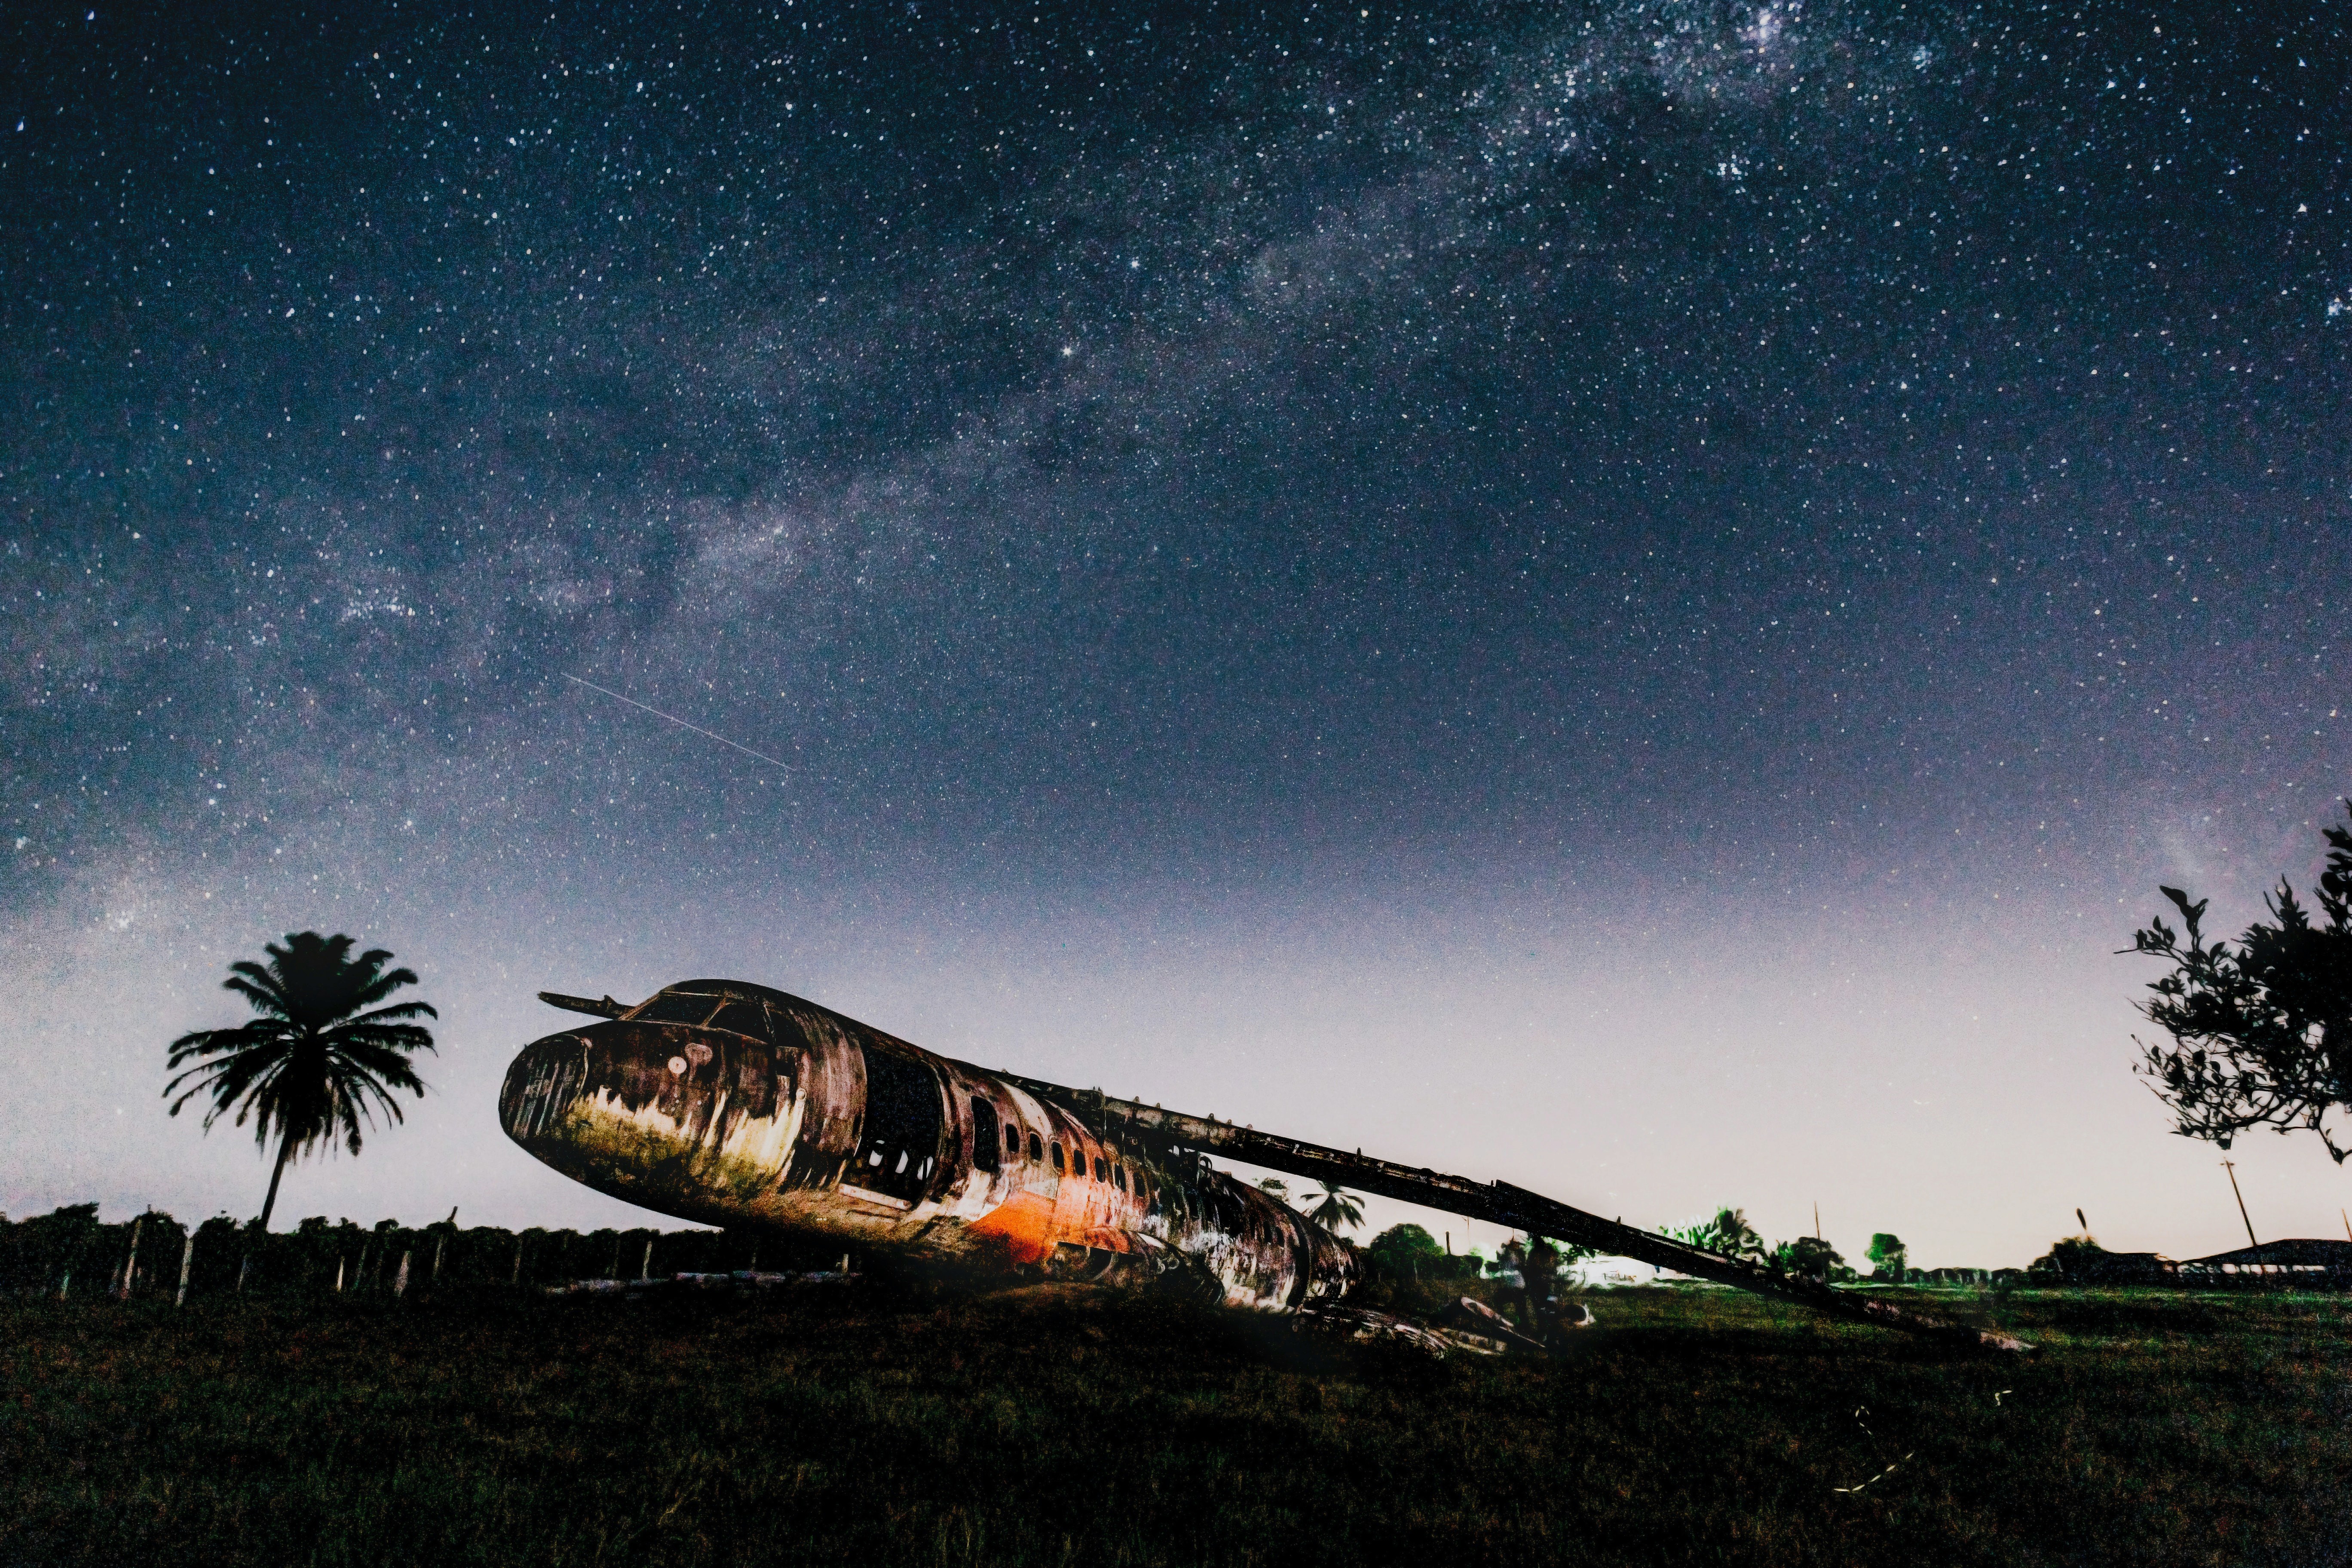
[499,979,1356,1311]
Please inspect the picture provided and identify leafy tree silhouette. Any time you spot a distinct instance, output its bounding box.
[2028,1234,2108,1279]
[1774,1235,1844,1282]
[1366,1222,1441,1271]
[165,932,438,1229]
[2129,802,2352,1163]
[1664,1207,1768,1263]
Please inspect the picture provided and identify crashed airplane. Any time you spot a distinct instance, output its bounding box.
[502,978,2031,1351]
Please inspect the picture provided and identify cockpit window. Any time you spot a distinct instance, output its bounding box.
[630,992,725,1026]
[705,999,770,1039]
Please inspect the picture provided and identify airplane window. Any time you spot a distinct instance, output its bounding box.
[848,1045,945,1203]
[1003,1123,1019,1156]
[1077,1152,1090,1179]
[971,1097,1001,1174]
[1050,1142,1065,1173]
[1029,1133,1043,1162]
[1116,1167,1128,1193]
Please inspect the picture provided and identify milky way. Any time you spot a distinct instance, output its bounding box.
[4,3,2348,1260]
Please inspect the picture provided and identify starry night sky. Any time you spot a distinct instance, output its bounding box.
[4,1,2348,1265]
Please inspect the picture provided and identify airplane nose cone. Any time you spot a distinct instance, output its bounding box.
[500,1017,806,1226]
[499,1020,617,1150]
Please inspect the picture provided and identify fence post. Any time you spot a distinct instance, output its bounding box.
[512,1237,523,1287]
[236,1253,251,1295]
[432,1235,446,1285]
[119,1214,145,1301]
[335,1258,346,1292]
[641,1237,653,1281]
[394,1250,412,1299]
[175,1231,194,1307]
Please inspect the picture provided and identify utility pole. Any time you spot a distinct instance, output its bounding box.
[1813,1202,1822,1241]
[2220,1160,2263,1268]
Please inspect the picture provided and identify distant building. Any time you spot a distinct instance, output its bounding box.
[1916,1267,1997,1285]
[2058,1250,2179,1284]
[2178,1240,2352,1284]
[1562,1256,1671,1289]
[2026,1234,2180,1283]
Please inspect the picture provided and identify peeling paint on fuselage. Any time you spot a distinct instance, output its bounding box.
[499,980,1357,1312]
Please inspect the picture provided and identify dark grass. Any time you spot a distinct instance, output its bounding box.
[3,1281,2348,1567]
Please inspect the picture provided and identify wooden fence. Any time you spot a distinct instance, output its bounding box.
[0,1204,837,1303]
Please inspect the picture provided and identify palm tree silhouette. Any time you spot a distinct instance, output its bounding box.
[1304,1182,1364,1233]
[1707,1208,1767,1263]
[165,932,438,1230]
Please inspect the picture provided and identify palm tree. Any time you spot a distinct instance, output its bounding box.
[1304,1182,1364,1233]
[165,931,438,1230]
[1706,1207,1768,1264]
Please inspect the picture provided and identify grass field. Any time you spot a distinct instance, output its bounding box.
[2,1280,2346,1566]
